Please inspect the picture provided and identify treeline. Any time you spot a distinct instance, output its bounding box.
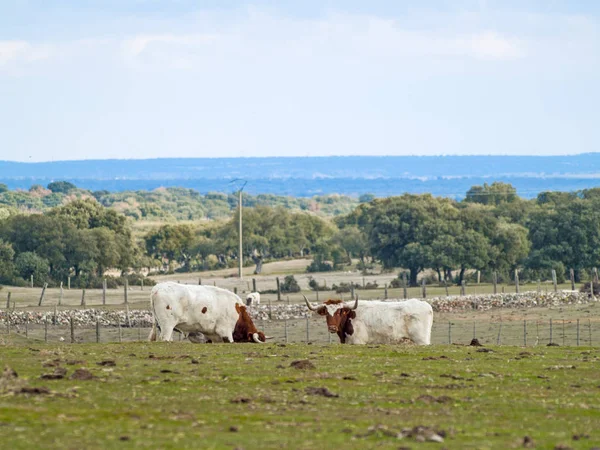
[141,182,600,286]
[0,181,359,220]
[1,181,599,288]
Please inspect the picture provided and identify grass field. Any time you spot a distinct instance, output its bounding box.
[1,338,599,449]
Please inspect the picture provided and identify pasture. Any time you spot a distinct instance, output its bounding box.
[1,339,599,449]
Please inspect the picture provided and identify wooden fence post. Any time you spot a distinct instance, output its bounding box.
[30,275,33,288]
[38,283,48,306]
[59,282,63,306]
[448,321,452,344]
[198,278,202,285]
[497,319,502,345]
[402,273,408,299]
[316,289,319,302]
[537,279,541,293]
[276,277,281,301]
[493,271,497,294]
[514,269,520,294]
[477,270,481,284]
[96,317,100,343]
[126,303,131,328]
[25,318,28,339]
[523,320,527,346]
[80,289,86,308]
[549,319,553,345]
[102,279,107,305]
[444,280,449,297]
[460,280,466,296]
[570,269,575,291]
[118,320,122,343]
[577,319,580,346]
[6,292,10,309]
[422,278,426,299]
[284,319,288,343]
[124,279,129,304]
[551,270,557,292]
[68,276,71,290]
[234,287,238,295]
[350,286,355,300]
[70,316,75,343]
[141,278,144,291]
[384,283,388,299]
[44,316,48,343]
[252,278,256,292]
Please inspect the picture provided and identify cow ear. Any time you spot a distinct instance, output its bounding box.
[317,307,327,316]
[348,310,356,319]
[235,304,241,314]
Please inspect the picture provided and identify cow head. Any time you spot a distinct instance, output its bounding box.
[303,295,359,343]
[233,304,269,343]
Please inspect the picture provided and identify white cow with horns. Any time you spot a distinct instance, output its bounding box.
[149,282,269,343]
[304,296,433,345]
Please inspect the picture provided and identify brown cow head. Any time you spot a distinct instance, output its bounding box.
[304,296,358,344]
[233,304,268,343]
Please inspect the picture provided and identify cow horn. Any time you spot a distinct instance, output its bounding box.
[252,333,263,343]
[264,336,274,340]
[303,295,318,311]
[350,294,359,310]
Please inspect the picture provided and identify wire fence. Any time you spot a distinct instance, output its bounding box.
[2,316,598,347]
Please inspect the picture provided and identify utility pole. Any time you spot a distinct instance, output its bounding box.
[231,179,247,280]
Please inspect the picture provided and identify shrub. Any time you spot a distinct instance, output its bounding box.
[280,275,300,293]
[306,260,333,273]
[308,278,328,291]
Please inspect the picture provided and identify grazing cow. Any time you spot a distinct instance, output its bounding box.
[149,282,268,343]
[304,296,433,345]
[245,292,261,306]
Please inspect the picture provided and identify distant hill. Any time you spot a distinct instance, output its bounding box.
[2,154,600,198]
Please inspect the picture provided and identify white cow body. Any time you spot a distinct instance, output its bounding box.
[149,282,244,343]
[245,292,260,306]
[347,300,433,345]
[309,298,433,345]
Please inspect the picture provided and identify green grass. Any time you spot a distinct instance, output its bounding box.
[1,340,599,449]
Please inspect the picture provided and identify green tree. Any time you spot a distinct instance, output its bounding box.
[0,239,15,283]
[14,252,50,285]
[144,224,195,271]
[47,181,77,193]
[465,182,517,206]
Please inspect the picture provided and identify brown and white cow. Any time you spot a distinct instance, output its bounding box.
[304,295,433,345]
[149,282,268,343]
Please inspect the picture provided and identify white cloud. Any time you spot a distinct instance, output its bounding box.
[0,40,52,73]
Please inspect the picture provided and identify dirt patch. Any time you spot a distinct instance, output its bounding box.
[477,348,493,353]
[416,395,454,404]
[18,386,51,395]
[66,360,85,365]
[41,367,67,380]
[470,338,482,346]
[42,359,62,368]
[305,387,338,398]
[70,369,95,380]
[546,365,576,370]
[97,360,116,367]
[290,360,315,370]
[231,397,252,404]
[422,355,449,361]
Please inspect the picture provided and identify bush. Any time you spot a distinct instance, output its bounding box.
[306,260,333,273]
[308,278,328,291]
[580,281,600,295]
[280,275,300,293]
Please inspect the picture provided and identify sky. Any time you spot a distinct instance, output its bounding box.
[0,1,599,162]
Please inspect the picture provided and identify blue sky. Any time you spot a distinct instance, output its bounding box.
[0,1,599,162]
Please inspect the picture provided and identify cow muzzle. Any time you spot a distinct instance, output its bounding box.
[328,326,338,333]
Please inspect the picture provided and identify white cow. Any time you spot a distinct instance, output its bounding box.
[304,296,433,345]
[245,292,261,306]
[149,282,266,343]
